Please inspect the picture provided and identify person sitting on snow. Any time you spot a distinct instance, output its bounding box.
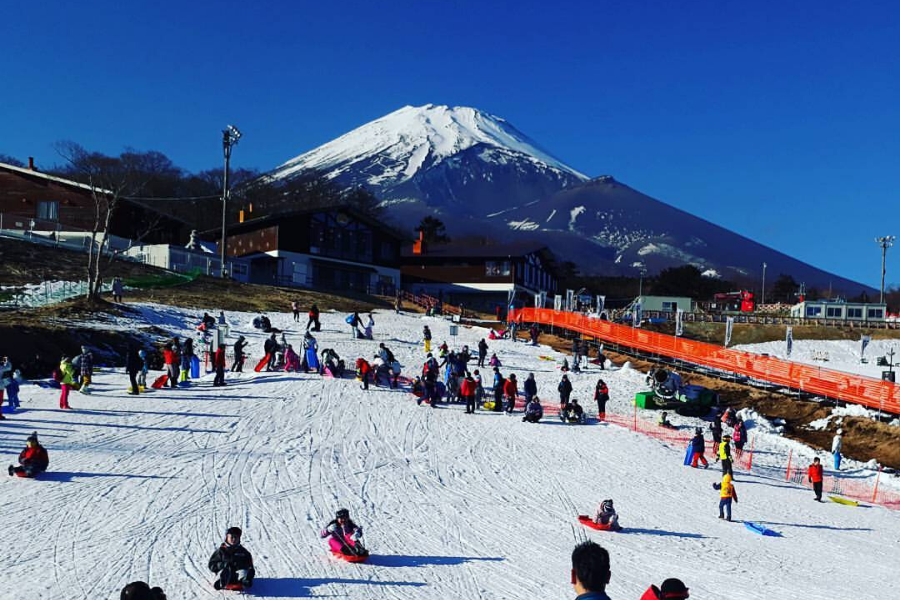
[593,499,621,530]
[321,508,368,556]
[321,348,343,377]
[284,345,300,372]
[658,411,674,429]
[488,353,501,368]
[208,526,255,590]
[8,431,49,478]
[522,396,543,423]
[563,399,586,423]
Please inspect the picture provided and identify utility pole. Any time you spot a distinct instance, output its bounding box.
[762,262,767,305]
[220,125,242,278]
[875,236,895,304]
[638,267,646,297]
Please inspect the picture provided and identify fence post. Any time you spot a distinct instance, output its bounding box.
[633,403,637,431]
[785,449,792,481]
[747,435,754,472]
[872,466,882,503]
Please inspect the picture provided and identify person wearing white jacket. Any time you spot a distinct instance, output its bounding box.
[832,429,843,470]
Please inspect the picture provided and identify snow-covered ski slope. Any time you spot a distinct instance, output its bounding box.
[4,306,899,599]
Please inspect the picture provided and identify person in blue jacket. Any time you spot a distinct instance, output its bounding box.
[522,396,543,423]
[492,367,505,412]
[523,373,538,404]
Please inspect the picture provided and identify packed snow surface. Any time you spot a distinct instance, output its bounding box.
[268,104,588,185]
[4,306,899,599]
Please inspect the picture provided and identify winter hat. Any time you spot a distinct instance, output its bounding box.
[225,526,242,538]
[336,508,350,519]
[659,578,689,599]
[26,431,38,444]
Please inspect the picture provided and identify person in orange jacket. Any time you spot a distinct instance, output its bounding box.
[808,457,824,502]
[213,344,227,387]
[714,473,738,521]
[503,373,518,414]
[356,358,371,390]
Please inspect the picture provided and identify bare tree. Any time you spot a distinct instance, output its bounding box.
[55,142,148,303]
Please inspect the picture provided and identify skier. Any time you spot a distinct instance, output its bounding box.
[594,379,609,421]
[504,373,518,414]
[57,355,76,409]
[321,508,368,557]
[8,431,49,478]
[307,304,321,331]
[213,344,227,387]
[491,367,505,412]
[478,338,488,369]
[461,372,477,414]
[126,344,142,395]
[832,429,843,470]
[558,374,572,409]
[230,336,247,373]
[593,499,622,530]
[522,396,543,423]
[690,428,709,468]
[423,325,432,353]
[523,373,537,405]
[808,457,824,502]
[78,346,93,393]
[714,472,738,521]
[733,418,747,459]
[208,526,255,590]
[718,434,734,477]
[264,334,278,371]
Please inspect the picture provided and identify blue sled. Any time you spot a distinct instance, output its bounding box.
[744,521,780,537]
[683,443,693,466]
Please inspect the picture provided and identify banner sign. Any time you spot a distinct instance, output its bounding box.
[725,317,734,347]
[675,309,684,337]
[633,303,642,328]
[786,326,793,357]
[554,295,563,311]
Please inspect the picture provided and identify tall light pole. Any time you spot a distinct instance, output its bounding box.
[875,235,895,304]
[762,262,767,305]
[220,125,242,278]
[638,267,647,297]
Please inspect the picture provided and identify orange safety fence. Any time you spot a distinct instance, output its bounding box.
[510,308,900,414]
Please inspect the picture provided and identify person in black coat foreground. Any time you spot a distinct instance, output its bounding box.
[209,526,255,590]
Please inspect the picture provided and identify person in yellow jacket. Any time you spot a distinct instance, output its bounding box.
[57,356,76,410]
[718,434,733,477]
[714,473,738,521]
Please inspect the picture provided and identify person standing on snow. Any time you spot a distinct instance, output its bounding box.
[291,300,300,322]
[364,314,375,340]
[461,372,477,414]
[181,337,194,382]
[208,526,255,590]
[307,304,320,331]
[163,344,178,389]
[503,373,518,414]
[714,472,738,521]
[169,338,182,388]
[733,418,747,459]
[594,379,609,421]
[710,417,722,461]
[491,367,505,412]
[529,324,539,346]
[213,344,227,387]
[690,428,709,468]
[137,349,149,389]
[112,276,124,303]
[263,334,278,372]
[832,429,843,470]
[477,339,488,367]
[126,344,142,395]
[78,346,94,393]
[718,434,733,477]
[523,373,537,405]
[58,355,76,409]
[232,336,248,373]
[572,338,582,370]
[558,374,573,409]
[423,326,432,353]
[808,457,824,502]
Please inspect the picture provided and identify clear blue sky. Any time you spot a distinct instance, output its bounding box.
[3,0,898,288]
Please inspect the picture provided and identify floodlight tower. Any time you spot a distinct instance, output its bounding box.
[220,125,242,278]
[875,235,895,304]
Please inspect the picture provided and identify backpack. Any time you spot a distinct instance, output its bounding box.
[345,315,355,325]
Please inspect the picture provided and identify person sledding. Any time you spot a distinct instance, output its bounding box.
[657,411,675,429]
[8,431,49,478]
[522,396,543,423]
[321,508,369,558]
[561,399,586,424]
[208,526,255,590]
[593,499,622,531]
[690,428,709,468]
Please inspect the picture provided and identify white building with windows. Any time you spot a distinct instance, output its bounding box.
[790,300,887,322]
[637,295,695,313]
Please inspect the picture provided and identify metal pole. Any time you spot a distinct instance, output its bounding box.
[875,236,895,304]
[762,262,767,305]
[220,130,232,278]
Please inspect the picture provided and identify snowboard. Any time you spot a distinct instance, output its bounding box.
[828,495,860,507]
[151,374,169,389]
[577,515,622,532]
[683,443,693,466]
[254,354,272,373]
[191,356,201,378]
[744,521,779,536]
[306,348,320,371]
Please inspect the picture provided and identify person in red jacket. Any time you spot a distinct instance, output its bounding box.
[808,457,824,502]
[503,373,518,414]
[163,344,178,389]
[8,431,49,478]
[356,358,371,390]
[213,344,227,387]
[461,373,477,414]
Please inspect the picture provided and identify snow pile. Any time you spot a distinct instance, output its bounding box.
[737,407,783,435]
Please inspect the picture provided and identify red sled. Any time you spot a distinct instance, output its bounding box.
[213,582,244,592]
[254,354,272,373]
[151,374,169,389]
[577,515,622,532]
[331,550,369,563]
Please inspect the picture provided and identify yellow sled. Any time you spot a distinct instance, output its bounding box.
[828,495,860,507]
[482,401,496,410]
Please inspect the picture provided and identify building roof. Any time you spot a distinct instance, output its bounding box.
[0,161,112,195]
[212,206,405,240]
[402,240,549,259]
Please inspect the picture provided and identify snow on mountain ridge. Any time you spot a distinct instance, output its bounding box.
[269,104,588,186]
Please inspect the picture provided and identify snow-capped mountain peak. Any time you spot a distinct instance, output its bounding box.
[268,104,588,186]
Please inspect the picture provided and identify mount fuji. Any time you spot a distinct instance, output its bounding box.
[266,105,870,293]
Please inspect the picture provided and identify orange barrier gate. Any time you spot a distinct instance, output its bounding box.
[510,308,900,414]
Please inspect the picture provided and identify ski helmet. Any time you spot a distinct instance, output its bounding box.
[336,508,350,520]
